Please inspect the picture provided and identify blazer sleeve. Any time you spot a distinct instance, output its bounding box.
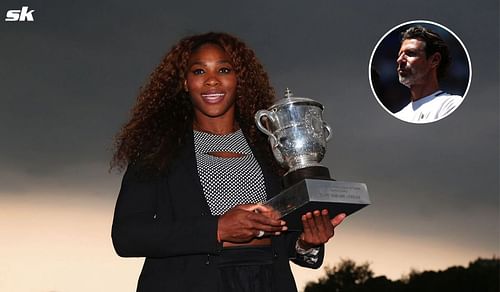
[111,165,223,258]
[284,230,325,269]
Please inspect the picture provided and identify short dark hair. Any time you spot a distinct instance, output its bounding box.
[401,26,450,80]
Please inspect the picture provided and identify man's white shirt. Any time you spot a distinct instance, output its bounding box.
[395,90,463,123]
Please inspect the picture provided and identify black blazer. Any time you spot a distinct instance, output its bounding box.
[111,129,324,292]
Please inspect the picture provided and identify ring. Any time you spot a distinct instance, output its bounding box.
[257,230,265,238]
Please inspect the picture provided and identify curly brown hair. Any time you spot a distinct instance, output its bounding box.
[111,32,280,174]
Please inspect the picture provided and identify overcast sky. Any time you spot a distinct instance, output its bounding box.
[1,0,498,291]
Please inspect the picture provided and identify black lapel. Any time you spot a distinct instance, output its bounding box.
[166,129,211,216]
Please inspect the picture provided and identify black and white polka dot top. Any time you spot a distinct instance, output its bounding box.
[193,129,267,216]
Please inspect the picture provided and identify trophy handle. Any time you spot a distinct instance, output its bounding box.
[255,110,278,146]
[323,122,333,142]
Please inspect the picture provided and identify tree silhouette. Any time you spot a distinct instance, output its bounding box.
[304,259,373,292]
[303,257,499,292]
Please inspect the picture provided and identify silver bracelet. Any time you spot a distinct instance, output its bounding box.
[295,239,320,256]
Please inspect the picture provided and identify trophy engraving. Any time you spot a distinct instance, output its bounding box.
[255,88,370,230]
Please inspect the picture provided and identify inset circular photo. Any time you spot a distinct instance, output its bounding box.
[369,20,471,124]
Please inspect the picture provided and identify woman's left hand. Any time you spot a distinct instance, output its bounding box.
[297,210,346,250]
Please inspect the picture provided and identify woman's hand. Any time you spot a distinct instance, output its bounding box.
[297,210,346,250]
[218,204,287,243]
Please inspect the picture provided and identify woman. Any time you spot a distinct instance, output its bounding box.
[111,32,345,292]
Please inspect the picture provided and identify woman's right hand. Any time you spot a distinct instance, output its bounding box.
[217,204,287,243]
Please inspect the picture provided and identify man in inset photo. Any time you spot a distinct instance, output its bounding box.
[394,26,463,123]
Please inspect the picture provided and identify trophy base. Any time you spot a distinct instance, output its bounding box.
[283,166,331,187]
[265,179,370,231]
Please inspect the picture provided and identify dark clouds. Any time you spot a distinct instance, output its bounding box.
[0,0,498,254]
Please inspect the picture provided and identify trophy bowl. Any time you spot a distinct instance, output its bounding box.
[255,89,332,174]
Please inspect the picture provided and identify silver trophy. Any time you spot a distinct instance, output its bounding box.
[255,88,370,230]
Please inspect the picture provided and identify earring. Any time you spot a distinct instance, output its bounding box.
[183,80,188,92]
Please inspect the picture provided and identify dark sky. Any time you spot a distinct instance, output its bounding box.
[1,0,498,282]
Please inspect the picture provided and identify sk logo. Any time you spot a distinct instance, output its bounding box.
[5,6,35,22]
